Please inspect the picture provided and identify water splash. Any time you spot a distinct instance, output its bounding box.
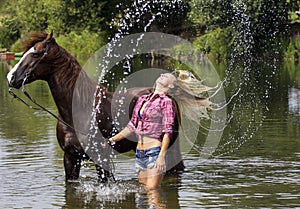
[215,0,286,156]
[73,178,140,205]
[83,0,287,166]
[86,0,189,172]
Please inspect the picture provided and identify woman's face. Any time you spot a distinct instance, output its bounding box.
[155,73,176,89]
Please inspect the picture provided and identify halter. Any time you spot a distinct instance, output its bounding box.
[8,41,87,133]
[24,43,49,79]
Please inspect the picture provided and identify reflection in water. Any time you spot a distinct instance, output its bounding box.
[181,155,300,208]
[135,189,167,209]
[289,87,300,116]
[62,174,181,209]
[62,160,181,209]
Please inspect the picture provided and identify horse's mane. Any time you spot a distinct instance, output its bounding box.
[21,32,48,52]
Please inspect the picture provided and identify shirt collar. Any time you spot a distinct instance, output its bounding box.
[145,92,167,100]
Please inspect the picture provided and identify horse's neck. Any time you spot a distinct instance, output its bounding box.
[47,62,95,124]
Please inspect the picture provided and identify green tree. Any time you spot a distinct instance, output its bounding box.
[288,0,300,23]
[0,0,192,51]
[56,0,106,33]
[0,0,108,51]
[189,0,289,59]
[5,0,51,32]
[0,17,20,49]
[110,0,190,35]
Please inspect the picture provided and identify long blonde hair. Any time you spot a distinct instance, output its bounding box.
[169,70,221,123]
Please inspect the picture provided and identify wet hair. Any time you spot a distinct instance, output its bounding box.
[168,70,220,122]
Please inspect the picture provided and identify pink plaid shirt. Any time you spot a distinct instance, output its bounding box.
[127,93,175,142]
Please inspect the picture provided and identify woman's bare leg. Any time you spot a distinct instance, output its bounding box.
[138,170,148,185]
[144,168,164,190]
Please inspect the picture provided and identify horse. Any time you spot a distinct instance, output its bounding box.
[6,31,184,182]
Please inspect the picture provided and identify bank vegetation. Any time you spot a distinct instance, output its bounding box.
[0,0,299,62]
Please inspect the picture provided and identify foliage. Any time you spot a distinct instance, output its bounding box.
[0,0,109,50]
[1,0,107,34]
[288,0,300,23]
[193,27,232,60]
[0,0,299,60]
[188,0,289,59]
[0,0,8,13]
[109,0,190,36]
[289,11,300,23]
[5,0,50,32]
[189,0,233,28]
[0,17,21,49]
[284,54,300,81]
[284,35,300,60]
[10,37,23,52]
[0,0,57,49]
[0,0,191,53]
[54,0,106,34]
[55,30,106,64]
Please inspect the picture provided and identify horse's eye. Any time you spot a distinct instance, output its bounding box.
[31,53,41,58]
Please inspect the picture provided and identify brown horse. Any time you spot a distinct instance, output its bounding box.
[7,32,184,182]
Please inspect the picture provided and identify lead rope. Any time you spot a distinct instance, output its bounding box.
[8,74,116,181]
[11,73,88,136]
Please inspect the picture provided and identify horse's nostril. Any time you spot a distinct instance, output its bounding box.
[11,74,15,82]
[7,72,15,84]
[8,74,16,85]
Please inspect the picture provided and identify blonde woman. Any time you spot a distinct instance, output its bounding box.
[109,70,214,190]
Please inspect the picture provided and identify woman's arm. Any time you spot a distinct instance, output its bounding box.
[156,133,170,172]
[159,134,170,158]
[109,96,144,143]
[155,97,176,171]
[108,127,132,143]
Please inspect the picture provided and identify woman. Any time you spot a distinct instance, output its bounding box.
[108,70,217,189]
[108,73,177,190]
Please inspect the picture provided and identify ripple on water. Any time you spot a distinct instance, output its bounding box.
[176,155,300,208]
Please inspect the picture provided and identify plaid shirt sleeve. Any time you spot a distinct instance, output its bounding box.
[162,98,175,139]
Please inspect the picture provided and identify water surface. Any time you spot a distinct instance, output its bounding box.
[0,61,299,208]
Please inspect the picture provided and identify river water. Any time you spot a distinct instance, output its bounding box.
[0,60,299,208]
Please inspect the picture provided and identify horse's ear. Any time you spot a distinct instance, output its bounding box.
[46,30,54,41]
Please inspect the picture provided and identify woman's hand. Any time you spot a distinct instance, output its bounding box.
[155,155,166,172]
[108,137,116,144]
[108,127,132,144]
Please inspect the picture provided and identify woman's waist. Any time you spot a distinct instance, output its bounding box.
[137,135,162,150]
[136,129,163,140]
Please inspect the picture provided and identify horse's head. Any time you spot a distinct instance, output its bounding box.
[7,31,56,89]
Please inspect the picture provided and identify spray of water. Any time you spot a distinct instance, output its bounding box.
[75,0,287,192]
[83,0,244,170]
[87,0,192,168]
[215,0,286,156]
[75,1,197,196]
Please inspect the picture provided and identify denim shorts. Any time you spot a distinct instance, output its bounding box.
[135,146,162,173]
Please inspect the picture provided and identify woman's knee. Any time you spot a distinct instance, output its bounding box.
[138,177,147,185]
[146,180,160,190]
[145,173,164,189]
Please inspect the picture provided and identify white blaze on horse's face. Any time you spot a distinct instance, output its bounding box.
[7,47,36,85]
